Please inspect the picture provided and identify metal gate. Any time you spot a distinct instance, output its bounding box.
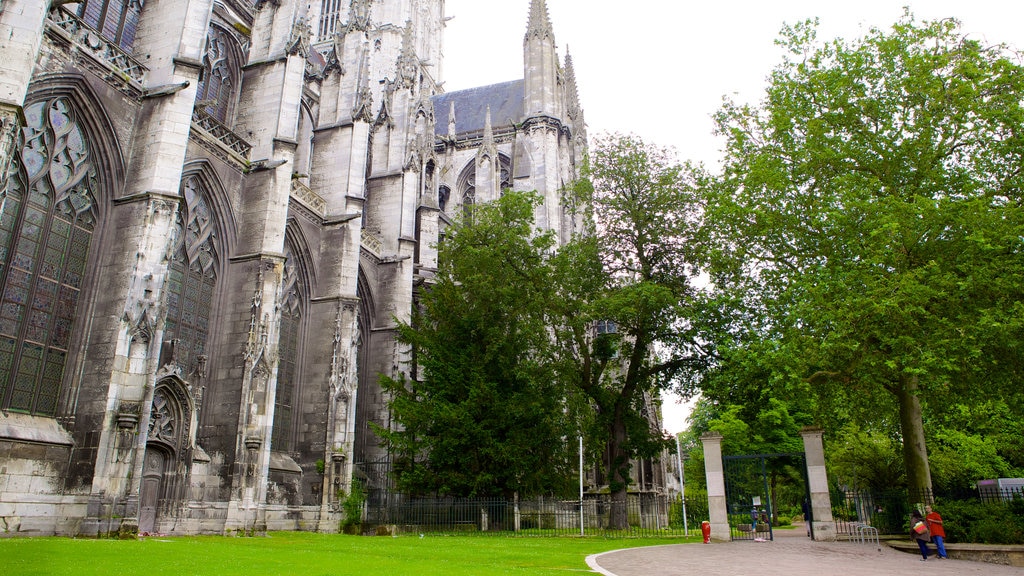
[723,453,811,541]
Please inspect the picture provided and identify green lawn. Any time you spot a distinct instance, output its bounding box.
[2,532,698,575]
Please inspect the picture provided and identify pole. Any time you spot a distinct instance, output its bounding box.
[676,434,688,536]
[579,435,585,536]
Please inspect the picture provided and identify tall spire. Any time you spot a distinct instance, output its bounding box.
[447,101,457,140]
[483,106,494,145]
[526,0,555,42]
[564,47,581,122]
[397,20,419,89]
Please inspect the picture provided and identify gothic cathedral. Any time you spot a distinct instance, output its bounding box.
[0,0,663,536]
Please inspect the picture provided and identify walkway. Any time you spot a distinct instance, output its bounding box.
[585,526,1024,576]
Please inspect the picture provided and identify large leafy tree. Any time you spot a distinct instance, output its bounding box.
[551,134,709,527]
[378,192,579,498]
[700,13,1024,495]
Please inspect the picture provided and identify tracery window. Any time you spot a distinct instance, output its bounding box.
[195,26,238,123]
[0,97,98,416]
[318,0,344,41]
[164,176,219,379]
[271,243,304,451]
[78,0,144,51]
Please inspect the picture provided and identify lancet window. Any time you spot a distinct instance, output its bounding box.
[318,0,344,41]
[77,0,145,51]
[164,176,219,379]
[195,26,239,123]
[0,97,98,416]
[272,242,304,451]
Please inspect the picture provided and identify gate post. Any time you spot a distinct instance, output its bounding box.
[800,427,835,541]
[701,432,730,542]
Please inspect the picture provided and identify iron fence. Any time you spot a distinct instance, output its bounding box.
[363,494,700,537]
[832,486,1024,538]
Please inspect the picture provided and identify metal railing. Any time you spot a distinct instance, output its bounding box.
[362,494,693,538]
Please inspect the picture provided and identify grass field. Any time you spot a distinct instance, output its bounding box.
[2,532,698,575]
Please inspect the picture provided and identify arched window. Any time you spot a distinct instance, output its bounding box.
[318,0,344,41]
[272,242,305,451]
[78,0,144,52]
[164,176,219,379]
[456,163,476,221]
[0,97,99,416]
[437,185,450,212]
[195,26,240,123]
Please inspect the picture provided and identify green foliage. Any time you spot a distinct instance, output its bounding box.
[698,11,1024,493]
[0,533,697,576]
[934,498,1024,544]
[563,134,710,507]
[341,478,366,532]
[828,424,905,491]
[378,191,577,498]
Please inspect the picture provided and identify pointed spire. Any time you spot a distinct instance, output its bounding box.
[564,47,581,121]
[526,0,555,42]
[483,106,494,145]
[352,41,374,123]
[447,101,457,140]
[398,19,419,89]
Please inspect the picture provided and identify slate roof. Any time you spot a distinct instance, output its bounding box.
[432,80,524,136]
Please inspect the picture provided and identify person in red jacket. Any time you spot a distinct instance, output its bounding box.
[925,505,948,559]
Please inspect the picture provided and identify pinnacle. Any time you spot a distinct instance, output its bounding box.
[526,0,555,41]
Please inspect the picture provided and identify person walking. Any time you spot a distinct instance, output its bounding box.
[910,509,931,561]
[925,505,948,559]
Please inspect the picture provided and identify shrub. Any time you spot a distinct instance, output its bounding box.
[934,498,1024,545]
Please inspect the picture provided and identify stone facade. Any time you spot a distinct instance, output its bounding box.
[0,0,664,536]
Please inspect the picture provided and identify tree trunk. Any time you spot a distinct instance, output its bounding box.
[896,374,932,501]
[607,417,630,530]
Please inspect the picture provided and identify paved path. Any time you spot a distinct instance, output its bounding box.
[586,527,1024,576]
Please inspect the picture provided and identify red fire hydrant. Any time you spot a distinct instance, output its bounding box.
[701,520,712,544]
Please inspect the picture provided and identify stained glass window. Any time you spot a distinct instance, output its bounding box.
[78,0,144,52]
[195,26,237,123]
[164,177,218,379]
[272,243,303,451]
[0,97,98,416]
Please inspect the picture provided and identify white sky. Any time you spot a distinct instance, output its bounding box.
[440,0,1024,434]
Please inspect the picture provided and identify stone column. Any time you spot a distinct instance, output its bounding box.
[701,432,729,542]
[801,426,835,541]
[0,0,51,185]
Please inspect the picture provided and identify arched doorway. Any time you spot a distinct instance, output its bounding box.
[139,446,169,533]
[139,378,194,533]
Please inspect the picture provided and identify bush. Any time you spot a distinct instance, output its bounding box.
[934,498,1024,545]
[340,479,366,533]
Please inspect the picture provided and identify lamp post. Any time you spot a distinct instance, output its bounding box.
[675,434,688,536]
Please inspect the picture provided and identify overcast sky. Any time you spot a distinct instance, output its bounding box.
[440,0,1024,433]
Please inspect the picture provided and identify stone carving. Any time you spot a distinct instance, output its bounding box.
[286,17,311,58]
[375,80,395,127]
[348,0,372,31]
[46,6,148,86]
[149,389,177,445]
[329,302,359,401]
[396,22,419,90]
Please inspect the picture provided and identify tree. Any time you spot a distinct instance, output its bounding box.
[701,13,1024,495]
[550,134,709,528]
[378,192,579,498]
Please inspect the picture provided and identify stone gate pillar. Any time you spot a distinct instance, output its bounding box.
[801,426,835,541]
[701,432,730,542]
